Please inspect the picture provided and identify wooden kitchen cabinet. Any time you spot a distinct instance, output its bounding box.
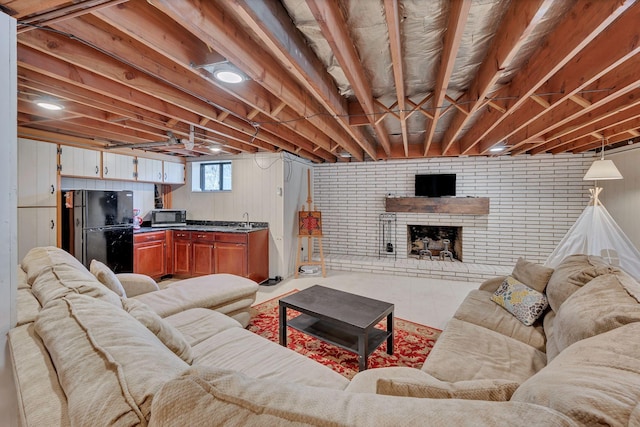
[133,231,168,280]
[192,232,215,276]
[169,228,269,283]
[173,231,192,276]
[214,232,247,277]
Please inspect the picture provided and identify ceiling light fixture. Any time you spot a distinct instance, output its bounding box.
[194,60,247,84]
[489,146,505,153]
[36,100,64,111]
[583,138,623,181]
[209,146,222,153]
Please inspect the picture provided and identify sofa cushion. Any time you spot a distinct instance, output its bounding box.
[31,264,122,308]
[116,273,160,297]
[90,259,126,297]
[16,288,41,326]
[34,293,189,425]
[133,273,258,318]
[164,308,242,347]
[453,290,546,351]
[542,310,560,362]
[511,258,554,293]
[553,272,640,353]
[21,246,89,285]
[121,298,194,364]
[545,254,618,312]
[376,370,519,401]
[491,276,549,326]
[8,324,70,427]
[191,327,350,390]
[421,318,547,383]
[149,367,578,427]
[511,322,640,426]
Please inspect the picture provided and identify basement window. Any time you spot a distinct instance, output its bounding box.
[191,161,232,192]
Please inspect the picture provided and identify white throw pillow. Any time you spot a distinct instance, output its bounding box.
[90,259,126,297]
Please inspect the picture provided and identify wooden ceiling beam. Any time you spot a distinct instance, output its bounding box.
[17,0,127,33]
[93,0,334,160]
[149,0,363,161]
[18,48,314,159]
[480,2,640,154]
[227,0,376,160]
[531,104,640,154]
[423,0,471,156]
[550,116,640,154]
[305,0,391,157]
[441,0,552,155]
[383,0,409,157]
[507,57,640,155]
[2,0,69,19]
[458,0,634,154]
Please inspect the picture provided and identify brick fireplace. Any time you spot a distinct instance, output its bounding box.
[408,225,463,261]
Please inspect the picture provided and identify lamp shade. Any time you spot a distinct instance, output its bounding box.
[583,159,623,180]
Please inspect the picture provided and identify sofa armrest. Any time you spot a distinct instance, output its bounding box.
[478,275,507,293]
[116,273,159,297]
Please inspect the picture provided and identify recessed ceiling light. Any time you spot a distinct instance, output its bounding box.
[36,101,64,110]
[213,69,244,84]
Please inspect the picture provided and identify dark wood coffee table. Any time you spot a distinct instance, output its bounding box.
[278,285,394,371]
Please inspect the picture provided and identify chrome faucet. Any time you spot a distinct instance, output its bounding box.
[243,212,250,228]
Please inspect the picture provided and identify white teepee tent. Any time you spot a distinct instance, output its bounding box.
[545,187,640,280]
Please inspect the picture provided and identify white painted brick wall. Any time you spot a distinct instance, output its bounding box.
[314,154,593,268]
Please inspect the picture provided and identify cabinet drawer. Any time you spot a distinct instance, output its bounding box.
[173,231,191,240]
[192,231,215,242]
[215,232,247,244]
[134,231,166,243]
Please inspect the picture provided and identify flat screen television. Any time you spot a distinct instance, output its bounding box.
[415,174,456,197]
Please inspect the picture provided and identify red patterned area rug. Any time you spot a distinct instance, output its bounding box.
[247,290,442,380]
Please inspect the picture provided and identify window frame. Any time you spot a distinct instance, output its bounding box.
[194,160,232,192]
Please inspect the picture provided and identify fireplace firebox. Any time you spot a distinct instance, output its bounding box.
[408,225,462,261]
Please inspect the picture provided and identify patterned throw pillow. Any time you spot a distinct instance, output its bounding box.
[491,276,548,326]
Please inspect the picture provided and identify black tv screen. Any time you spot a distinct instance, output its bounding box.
[415,174,456,197]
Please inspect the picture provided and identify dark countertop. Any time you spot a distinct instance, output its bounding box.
[134,221,268,234]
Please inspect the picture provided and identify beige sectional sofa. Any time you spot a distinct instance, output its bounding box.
[9,247,640,426]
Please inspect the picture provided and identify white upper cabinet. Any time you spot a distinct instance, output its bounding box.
[163,161,185,184]
[18,207,57,261]
[59,145,101,178]
[137,157,164,183]
[17,138,57,207]
[103,152,136,181]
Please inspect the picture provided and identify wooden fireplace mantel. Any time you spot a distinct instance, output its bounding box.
[385,197,490,215]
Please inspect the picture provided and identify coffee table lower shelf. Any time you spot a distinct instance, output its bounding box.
[287,313,391,356]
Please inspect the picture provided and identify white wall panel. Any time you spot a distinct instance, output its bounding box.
[601,148,640,250]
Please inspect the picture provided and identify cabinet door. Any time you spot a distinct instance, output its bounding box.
[192,242,215,276]
[59,145,101,178]
[137,157,163,183]
[18,207,57,261]
[133,240,166,279]
[173,232,191,276]
[103,152,136,181]
[163,161,185,184]
[215,242,247,276]
[17,139,57,207]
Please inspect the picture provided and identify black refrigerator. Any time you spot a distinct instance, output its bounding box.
[61,190,134,273]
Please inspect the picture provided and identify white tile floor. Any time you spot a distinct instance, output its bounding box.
[255,270,480,330]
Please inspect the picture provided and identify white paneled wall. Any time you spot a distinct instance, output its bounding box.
[1,11,18,426]
[314,154,594,267]
[172,153,295,278]
[600,147,640,250]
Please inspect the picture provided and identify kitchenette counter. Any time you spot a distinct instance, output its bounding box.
[135,221,268,234]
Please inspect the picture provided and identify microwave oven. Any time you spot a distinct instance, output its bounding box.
[151,209,187,227]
